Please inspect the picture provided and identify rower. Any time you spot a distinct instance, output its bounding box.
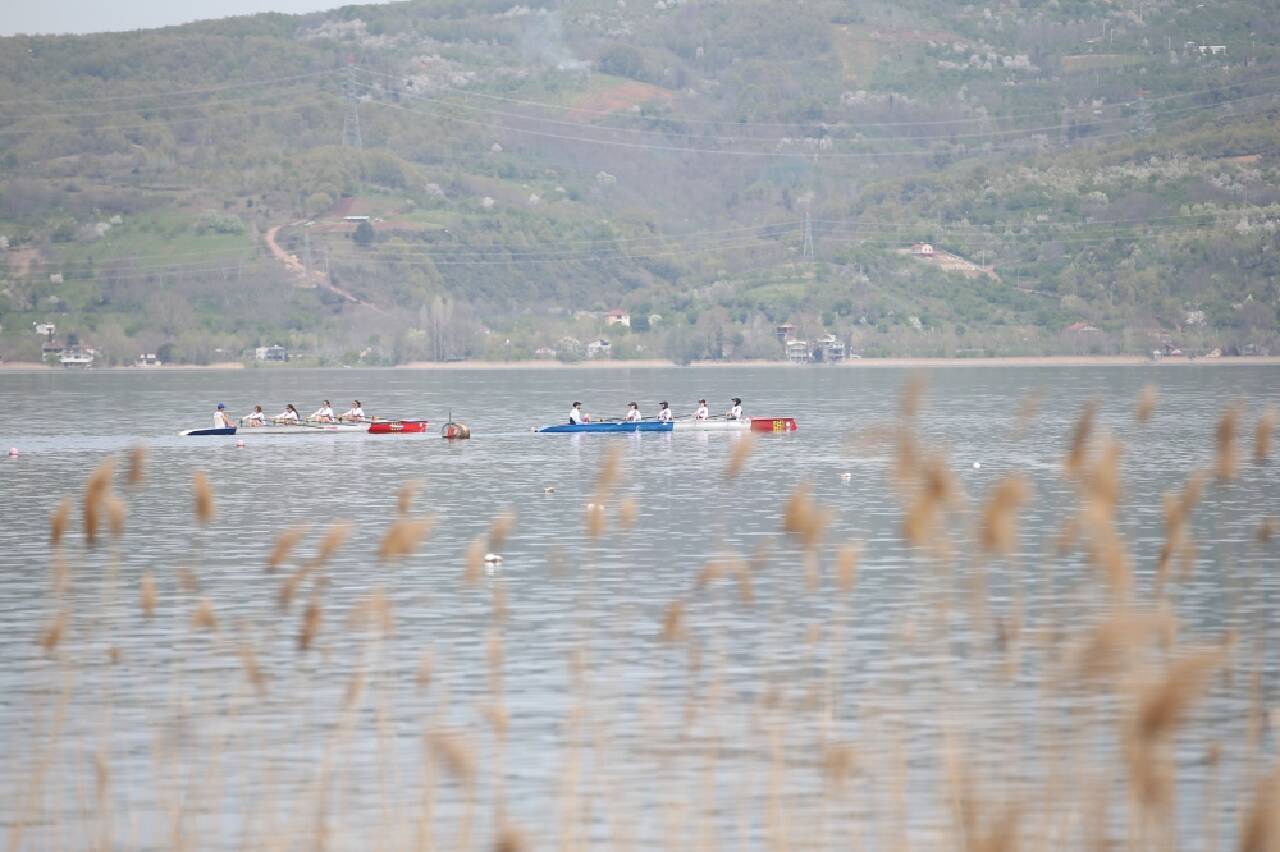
[569,402,584,425]
[625,402,642,422]
[213,403,234,429]
[657,401,672,423]
[341,400,365,422]
[244,405,266,427]
[727,398,743,421]
[694,399,710,421]
[276,404,300,424]
[311,400,335,422]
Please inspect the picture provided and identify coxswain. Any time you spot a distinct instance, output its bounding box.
[341,400,365,422]
[727,398,743,421]
[213,403,234,429]
[657,401,672,423]
[276,404,300,424]
[569,402,584,425]
[694,399,710,421]
[625,402,642,422]
[311,400,335,422]
[244,405,266,427]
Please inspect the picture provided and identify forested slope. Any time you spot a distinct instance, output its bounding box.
[1,0,1277,363]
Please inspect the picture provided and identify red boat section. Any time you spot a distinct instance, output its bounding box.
[750,417,798,432]
[368,419,429,434]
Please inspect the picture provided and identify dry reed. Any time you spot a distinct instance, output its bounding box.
[978,475,1030,555]
[192,471,215,524]
[488,510,516,550]
[49,497,71,548]
[83,458,115,545]
[1064,401,1098,479]
[1214,406,1241,481]
[266,524,310,571]
[140,573,156,618]
[191,598,218,632]
[398,479,424,516]
[723,434,756,480]
[378,516,435,562]
[1136,385,1158,424]
[1256,406,1276,464]
[126,444,146,487]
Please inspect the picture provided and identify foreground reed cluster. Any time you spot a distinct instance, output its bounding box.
[8,388,1280,851]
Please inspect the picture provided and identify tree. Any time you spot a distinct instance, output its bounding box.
[354,220,375,247]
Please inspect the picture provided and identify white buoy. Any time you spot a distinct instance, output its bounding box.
[840,472,852,482]
[972,461,981,469]
[483,553,503,564]
[236,439,246,448]
[7,447,17,458]
[544,486,555,494]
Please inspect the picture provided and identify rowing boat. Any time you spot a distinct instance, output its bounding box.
[536,417,797,434]
[180,421,365,436]
[237,421,369,435]
[538,421,672,433]
[367,419,430,434]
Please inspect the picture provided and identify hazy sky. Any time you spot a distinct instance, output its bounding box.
[2,1,386,36]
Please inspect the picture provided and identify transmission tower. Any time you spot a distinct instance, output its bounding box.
[802,209,815,260]
[342,63,363,149]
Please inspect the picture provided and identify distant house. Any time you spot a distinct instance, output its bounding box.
[910,242,935,256]
[60,346,95,368]
[255,344,289,362]
[342,215,371,222]
[785,340,811,364]
[775,323,795,342]
[135,353,161,367]
[533,347,557,359]
[818,334,846,363]
[33,322,56,338]
[587,338,612,358]
[1065,322,1101,333]
[606,309,631,327]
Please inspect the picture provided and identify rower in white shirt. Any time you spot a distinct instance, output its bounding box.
[341,400,365,422]
[244,405,266,427]
[276,404,300,424]
[311,400,335,422]
[727,397,743,421]
[694,399,710,421]
[569,402,584,424]
[657,401,672,423]
[624,402,642,422]
[213,403,234,429]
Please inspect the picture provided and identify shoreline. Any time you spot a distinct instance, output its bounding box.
[2,355,1277,372]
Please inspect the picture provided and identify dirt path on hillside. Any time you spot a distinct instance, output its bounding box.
[264,222,383,312]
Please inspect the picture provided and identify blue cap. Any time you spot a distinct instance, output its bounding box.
[217,403,225,409]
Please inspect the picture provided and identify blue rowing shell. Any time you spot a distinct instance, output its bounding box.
[179,427,238,436]
[537,421,673,433]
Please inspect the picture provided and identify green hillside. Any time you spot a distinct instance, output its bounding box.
[1,0,1278,364]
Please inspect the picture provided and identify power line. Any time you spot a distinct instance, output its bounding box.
[363,71,1280,145]
[0,83,338,120]
[0,96,338,136]
[363,91,1280,159]
[355,64,1280,129]
[0,68,340,106]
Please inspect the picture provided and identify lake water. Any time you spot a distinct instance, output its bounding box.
[0,364,1277,849]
